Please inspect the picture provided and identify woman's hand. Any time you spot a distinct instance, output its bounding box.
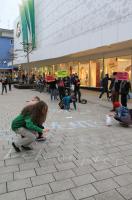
[42,128,49,135]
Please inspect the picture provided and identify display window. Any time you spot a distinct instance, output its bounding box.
[104,56,131,79]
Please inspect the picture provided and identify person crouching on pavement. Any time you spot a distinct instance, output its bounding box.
[108,102,132,126]
[11,101,48,152]
[26,96,47,141]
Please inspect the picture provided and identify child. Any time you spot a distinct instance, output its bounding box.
[11,101,48,152]
[63,93,71,110]
[70,91,77,110]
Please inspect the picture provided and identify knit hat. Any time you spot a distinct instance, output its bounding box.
[113,101,121,108]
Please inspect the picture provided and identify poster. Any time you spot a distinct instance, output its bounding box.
[57,70,68,78]
[116,72,129,80]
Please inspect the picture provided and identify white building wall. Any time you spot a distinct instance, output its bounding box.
[14,0,132,64]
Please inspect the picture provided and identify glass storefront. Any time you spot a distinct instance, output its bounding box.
[104,56,131,80]
[31,54,132,88]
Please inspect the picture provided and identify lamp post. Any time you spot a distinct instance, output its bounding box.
[15,42,33,84]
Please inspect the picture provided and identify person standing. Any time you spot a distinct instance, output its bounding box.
[99,74,110,99]
[1,76,7,95]
[74,76,81,103]
[7,75,12,91]
[109,72,120,111]
[120,80,131,107]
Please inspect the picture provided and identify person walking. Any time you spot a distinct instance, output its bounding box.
[120,80,131,107]
[99,74,110,99]
[1,76,7,95]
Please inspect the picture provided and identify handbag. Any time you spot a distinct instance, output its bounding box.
[58,100,64,109]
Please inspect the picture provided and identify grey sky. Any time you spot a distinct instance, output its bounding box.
[0,0,21,29]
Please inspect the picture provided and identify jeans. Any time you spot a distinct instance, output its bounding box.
[2,85,7,94]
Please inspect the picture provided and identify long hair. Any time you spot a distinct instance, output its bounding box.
[21,101,48,124]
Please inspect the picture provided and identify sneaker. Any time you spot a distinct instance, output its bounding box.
[21,146,33,151]
[12,142,21,152]
[36,136,46,142]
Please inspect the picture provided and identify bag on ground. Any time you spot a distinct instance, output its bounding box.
[58,100,64,109]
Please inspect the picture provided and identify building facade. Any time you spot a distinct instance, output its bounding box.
[14,0,132,88]
[0,28,14,70]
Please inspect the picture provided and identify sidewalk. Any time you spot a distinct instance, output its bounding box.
[0,87,132,200]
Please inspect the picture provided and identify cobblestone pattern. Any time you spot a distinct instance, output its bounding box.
[0,86,132,199]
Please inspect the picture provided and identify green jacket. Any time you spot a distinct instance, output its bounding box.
[11,114,43,133]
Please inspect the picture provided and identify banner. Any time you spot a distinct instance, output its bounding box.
[57,70,68,78]
[19,0,36,50]
[116,72,129,80]
[45,75,55,82]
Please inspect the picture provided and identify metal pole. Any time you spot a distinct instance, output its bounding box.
[131,49,132,86]
[26,51,30,84]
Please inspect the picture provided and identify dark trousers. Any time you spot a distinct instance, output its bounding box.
[9,83,11,91]
[121,94,127,107]
[99,88,109,98]
[58,87,65,100]
[75,89,81,102]
[73,101,76,110]
[2,85,7,94]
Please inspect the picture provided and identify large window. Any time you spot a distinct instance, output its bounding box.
[104,56,131,79]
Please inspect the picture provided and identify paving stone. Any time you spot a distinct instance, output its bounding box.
[0,173,13,184]
[108,158,127,167]
[53,169,76,181]
[14,169,36,180]
[0,183,6,195]
[50,179,75,192]
[7,178,32,192]
[35,165,57,175]
[0,189,26,200]
[72,173,96,186]
[5,158,25,166]
[0,165,19,174]
[113,173,132,186]
[94,190,125,200]
[91,162,113,171]
[31,174,55,186]
[39,158,58,167]
[93,178,119,193]
[25,184,51,199]
[19,161,39,171]
[71,184,98,200]
[125,156,132,163]
[0,161,4,167]
[117,184,132,199]
[92,169,115,180]
[30,197,45,200]
[73,165,95,176]
[55,162,76,171]
[46,190,75,200]
[111,165,132,175]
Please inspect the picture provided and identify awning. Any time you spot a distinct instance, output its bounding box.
[0,65,17,70]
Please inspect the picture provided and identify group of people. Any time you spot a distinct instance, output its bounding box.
[100,72,132,126]
[48,74,81,111]
[11,96,49,152]
[99,72,131,110]
[0,75,12,95]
